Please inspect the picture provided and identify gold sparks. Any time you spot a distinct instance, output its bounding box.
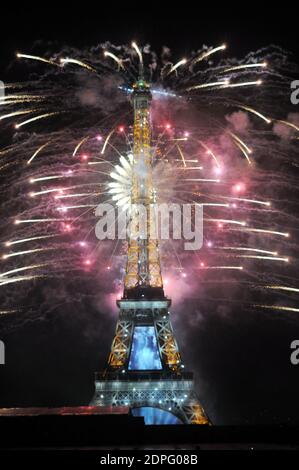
[0,264,48,278]
[254,305,299,314]
[223,62,267,73]
[183,178,220,183]
[131,42,143,64]
[264,285,299,294]
[73,137,89,157]
[219,247,278,256]
[15,112,60,129]
[60,58,96,73]
[16,53,56,66]
[15,218,68,224]
[27,142,51,165]
[0,109,36,122]
[230,132,252,154]
[101,129,115,155]
[29,175,63,183]
[57,204,96,210]
[234,141,252,164]
[0,95,44,105]
[186,80,229,92]
[2,248,53,260]
[234,255,289,262]
[104,51,125,70]
[176,144,186,167]
[199,266,243,270]
[238,105,271,124]
[198,141,220,167]
[276,120,299,133]
[206,218,246,226]
[5,235,56,247]
[168,58,187,75]
[221,196,271,206]
[0,275,46,287]
[236,227,289,237]
[193,44,226,64]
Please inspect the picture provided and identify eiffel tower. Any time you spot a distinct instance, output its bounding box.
[90,72,210,425]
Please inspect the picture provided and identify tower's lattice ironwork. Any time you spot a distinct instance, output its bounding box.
[91,77,210,425]
[124,79,163,292]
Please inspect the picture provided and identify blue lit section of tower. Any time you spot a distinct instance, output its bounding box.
[128,326,162,371]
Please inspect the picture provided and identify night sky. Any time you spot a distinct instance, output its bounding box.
[0,4,299,425]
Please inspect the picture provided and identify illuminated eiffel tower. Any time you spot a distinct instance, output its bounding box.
[91,70,210,425]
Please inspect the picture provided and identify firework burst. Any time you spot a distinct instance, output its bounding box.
[0,41,298,326]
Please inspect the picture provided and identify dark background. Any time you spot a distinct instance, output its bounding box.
[0,3,299,425]
[0,4,299,70]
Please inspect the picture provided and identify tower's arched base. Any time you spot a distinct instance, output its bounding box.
[90,372,210,425]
